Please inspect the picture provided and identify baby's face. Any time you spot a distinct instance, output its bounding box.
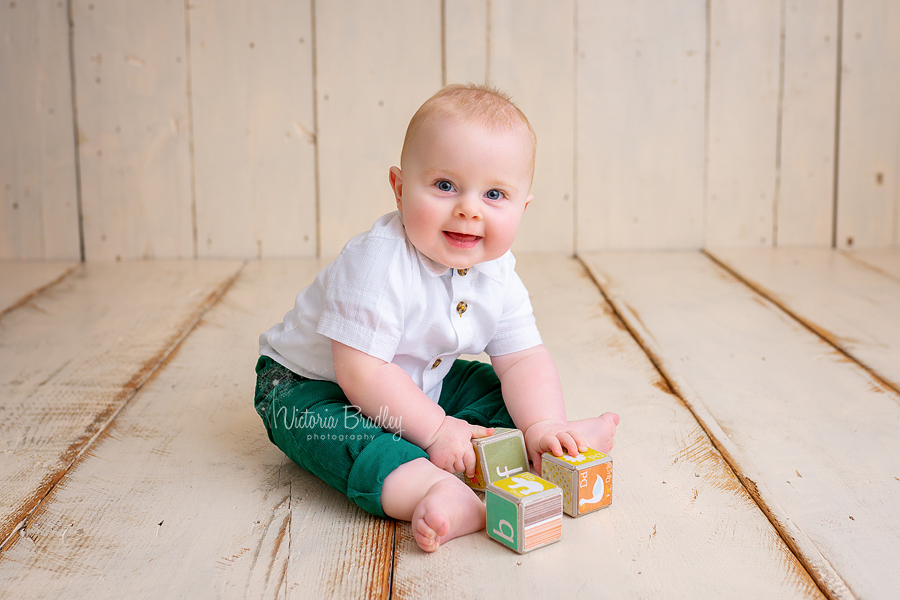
[390,115,534,269]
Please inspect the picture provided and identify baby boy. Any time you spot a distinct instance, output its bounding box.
[254,84,619,552]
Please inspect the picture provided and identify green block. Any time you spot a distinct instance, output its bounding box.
[486,473,563,554]
[486,490,519,551]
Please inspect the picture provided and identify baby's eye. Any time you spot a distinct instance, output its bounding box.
[485,189,504,201]
[435,180,455,192]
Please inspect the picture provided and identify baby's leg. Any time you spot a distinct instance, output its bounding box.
[381,458,485,553]
[254,357,429,518]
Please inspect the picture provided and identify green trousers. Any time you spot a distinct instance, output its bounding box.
[254,355,515,518]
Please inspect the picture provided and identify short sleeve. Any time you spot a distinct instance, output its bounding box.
[316,234,413,363]
[484,269,543,356]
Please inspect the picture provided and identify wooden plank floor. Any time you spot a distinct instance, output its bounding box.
[706,247,900,392]
[0,250,896,599]
[581,249,900,600]
[0,261,79,316]
[0,260,243,545]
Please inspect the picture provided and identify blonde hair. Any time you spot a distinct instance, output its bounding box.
[400,83,537,173]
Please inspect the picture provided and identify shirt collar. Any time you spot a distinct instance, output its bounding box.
[416,249,453,277]
[397,210,507,283]
[414,245,507,283]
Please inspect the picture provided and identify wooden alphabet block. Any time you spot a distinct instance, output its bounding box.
[458,427,529,490]
[541,448,612,517]
[486,473,562,553]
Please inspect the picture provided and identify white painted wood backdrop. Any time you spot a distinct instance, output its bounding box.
[2,0,898,260]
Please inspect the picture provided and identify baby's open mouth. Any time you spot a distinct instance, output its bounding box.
[444,231,482,245]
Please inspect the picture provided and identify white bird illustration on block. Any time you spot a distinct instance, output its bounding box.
[508,476,545,496]
[579,474,605,507]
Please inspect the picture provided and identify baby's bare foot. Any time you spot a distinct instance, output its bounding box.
[411,477,485,553]
[569,412,620,453]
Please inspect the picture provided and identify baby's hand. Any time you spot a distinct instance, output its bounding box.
[424,416,493,478]
[524,420,588,475]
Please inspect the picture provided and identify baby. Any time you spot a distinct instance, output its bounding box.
[254,84,619,552]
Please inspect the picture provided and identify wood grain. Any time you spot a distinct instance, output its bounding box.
[706,0,782,247]
[189,0,317,259]
[4,1,897,258]
[776,0,839,246]
[576,0,707,251]
[582,250,900,600]
[0,259,393,599]
[846,248,900,281]
[315,0,442,257]
[0,261,79,316]
[0,0,80,260]
[392,255,824,600]
[707,247,900,393]
[72,0,194,260]
[836,0,900,248]
[444,0,488,85]
[489,0,575,254]
[0,260,242,545]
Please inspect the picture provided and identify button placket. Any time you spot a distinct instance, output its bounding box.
[448,266,475,362]
[454,269,470,317]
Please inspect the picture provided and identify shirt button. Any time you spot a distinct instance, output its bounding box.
[457,301,468,316]
[431,358,442,370]
[457,268,469,276]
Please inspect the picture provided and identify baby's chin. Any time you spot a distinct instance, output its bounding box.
[418,243,508,270]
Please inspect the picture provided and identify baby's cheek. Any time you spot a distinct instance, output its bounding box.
[488,224,518,254]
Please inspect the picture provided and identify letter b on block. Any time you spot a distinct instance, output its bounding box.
[486,494,519,551]
[486,473,563,553]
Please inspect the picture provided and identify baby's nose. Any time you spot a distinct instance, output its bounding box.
[455,194,482,219]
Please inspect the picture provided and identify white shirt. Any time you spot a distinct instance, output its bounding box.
[259,212,542,402]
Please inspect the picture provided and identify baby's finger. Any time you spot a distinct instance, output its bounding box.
[470,425,494,439]
[569,429,590,452]
[530,449,543,476]
[543,434,564,457]
[463,445,478,478]
[557,431,581,457]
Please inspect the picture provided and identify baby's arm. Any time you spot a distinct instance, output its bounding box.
[491,345,588,468]
[331,340,491,476]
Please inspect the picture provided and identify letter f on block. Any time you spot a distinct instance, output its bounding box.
[496,465,524,478]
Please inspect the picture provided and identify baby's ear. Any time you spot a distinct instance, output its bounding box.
[389,166,403,209]
[524,194,533,212]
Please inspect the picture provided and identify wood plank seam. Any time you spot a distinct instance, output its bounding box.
[576,254,856,600]
[66,0,86,262]
[387,519,398,599]
[773,0,786,247]
[843,249,900,285]
[440,0,446,86]
[572,0,579,256]
[0,264,80,319]
[183,0,199,259]
[830,0,844,249]
[703,249,900,397]
[702,0,711,243]
[0,261,247,552]
[310,0,322,259]
[257,483,291,596]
